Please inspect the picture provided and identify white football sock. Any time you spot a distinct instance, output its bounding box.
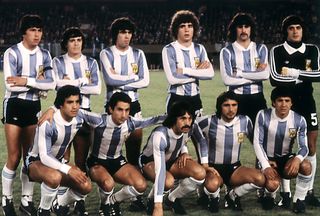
[281,178,291,193]
[110,185,142,204]
[204,186,220,198]
[234,183,261,197]
[293,173,312,202]
[20,166,34,206]
[39,183,58,210]
[168,177,204,202]
[99,187,114,205]
[307,154,316,191]
[58,189,85,206]
[2,164,16,203]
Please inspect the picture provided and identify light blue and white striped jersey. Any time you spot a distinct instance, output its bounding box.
[253,108,308,170]
[220,41,269,95]
[100,45,149,103]
[197,114,253,165]
[141,122,208,203]
[26,109,103,174]
[3,42,55,100]
[162,41,214,96]
[90,114,165,160]
[53,54,101,109]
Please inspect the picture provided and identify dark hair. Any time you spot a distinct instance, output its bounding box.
[216,91,239,118]
[281,15,306,42]
[163,101,194,128]
[54,85,82,108]
[19,14,43,35]
[270,86,293,103]
[227,12,256,42]
[169,10,199,40]
[110,17,135,45]
[108,92,132,111]
[60,27,85,52]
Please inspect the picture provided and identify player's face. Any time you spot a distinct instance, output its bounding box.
[172,112,193,135]
[221,99,238,122]
[109,101,130,125]
[287,24,303,43]
[236,24,251,42]
[116,29,132,51]
[60,95,81,121]
[177,22,194,44]
[22,27,43,49]
[273,97,292,118]
[67,36,82,57]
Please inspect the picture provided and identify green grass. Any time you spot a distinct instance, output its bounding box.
[0,70,320,215]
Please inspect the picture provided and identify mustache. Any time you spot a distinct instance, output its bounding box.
[240,33,248,36]
[181,125,191,129]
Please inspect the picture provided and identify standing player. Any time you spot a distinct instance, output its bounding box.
[86,92,165,216]
[197,91,266,212]
[1,14,55,216]
[162,10,214,117]
[140,101,207,216]
[25,85,103,216]
[254,86,312,213]
[53,27,101,215]
[220,12,269,124]
[270,15,320,207]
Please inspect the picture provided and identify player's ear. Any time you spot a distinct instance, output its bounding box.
[108,106,113,114]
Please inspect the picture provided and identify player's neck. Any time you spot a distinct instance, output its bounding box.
[22,41,37,51]
[116,45,129,52]
[236,39,251,49]
[68,52,81,60]
[286,40,302,49]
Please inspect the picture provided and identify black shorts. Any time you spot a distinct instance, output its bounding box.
[210,161,241,186]
[291,94,318,131]
[105,100,142,117]
[268,153,295,179]
[166,93,203,117]
[86,155,127,176]
[2,98,41,127]
[236,92,267,124]
[138,154,176,171]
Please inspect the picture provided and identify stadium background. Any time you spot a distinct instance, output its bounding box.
[0,0,319,215]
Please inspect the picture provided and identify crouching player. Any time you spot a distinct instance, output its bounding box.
[254,87,311,213]
[25,85,103,215]
[140,101,208,216]
[86,92,165,216]
[196,91,266,212]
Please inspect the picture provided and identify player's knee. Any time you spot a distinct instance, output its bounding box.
[192,166,206,181]
[300,160,312,175]
[204,179,220,192]
[265,179,280,192]
[165,176,175,191]
[100,178,115,192]
[134,177,147,193]
[253,172,266,187]
[78,180,92,195]
[7,153,21,169]
[46,172,63,188]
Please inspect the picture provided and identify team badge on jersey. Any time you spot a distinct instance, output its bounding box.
[305,59,312,71]
[131,63,138,74]
[237,132,245,143]
[289,128,297,138]
[85,70,91,79]
[38,65,44,76]
[194,57,200,68]
[254,57,260,69]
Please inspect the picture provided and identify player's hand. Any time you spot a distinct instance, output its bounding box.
[263,167,279,180]
[285,157,301,177]
[205,166,220,176]
[176,68,183,74]
[257,63,267,71]
[6,76,27,87]
[110,67,116,74]
[37,74,45,80]
[38,107,56,125]
[197,61,210,69]
[152,203,163,216]
[68,166,88,185]
[176,153,191,168]
[268,160,278,169]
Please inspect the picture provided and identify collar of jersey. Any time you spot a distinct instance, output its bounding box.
[111,45,131,55]
[55,110,75,126]
[284,41,306,55]
[233,41,254,51]
[174,40,193,51]
[64,53,85,63]
[168,128,184,139]
[18,42,39,55]
[219,115,239,127]
[271,107,291,122]
[106,114,123,128]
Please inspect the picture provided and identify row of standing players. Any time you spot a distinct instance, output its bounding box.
[1,9,320,216]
